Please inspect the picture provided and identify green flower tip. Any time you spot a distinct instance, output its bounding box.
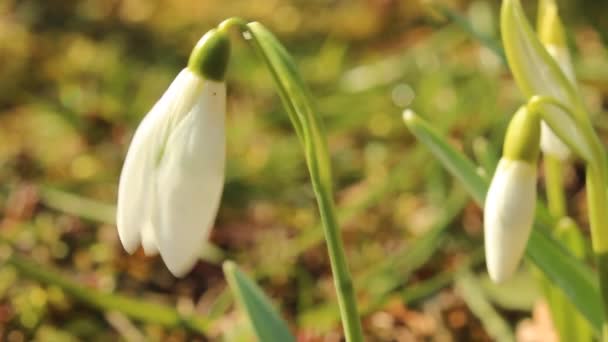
[537,0,566,47]
[188,28,231,81]
[503,106,541,163]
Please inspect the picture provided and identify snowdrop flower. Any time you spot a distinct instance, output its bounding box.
[484,106,540,282]
[537,0,576,160]
[501,0,591,161]
[116,29,230,277]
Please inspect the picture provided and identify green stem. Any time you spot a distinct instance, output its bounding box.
[586,161,608,340]
[314,188,363,342]
[541,156,595,341]
[219,17,364,341]
[545,155,566,218]
[7,255,210,333]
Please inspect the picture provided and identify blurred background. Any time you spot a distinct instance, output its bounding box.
[1,0,608,340]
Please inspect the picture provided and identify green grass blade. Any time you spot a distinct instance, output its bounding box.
[403,110,488,203]
[527,230,603,331]
[456,271,515,342]
[432,4,506,63]
[8,255,209,333]
[223,261,295,342]
[403,110,603,333]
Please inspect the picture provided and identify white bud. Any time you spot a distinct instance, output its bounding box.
[117,69,226,277]
[540,44,576,160]
[484,158,537,282]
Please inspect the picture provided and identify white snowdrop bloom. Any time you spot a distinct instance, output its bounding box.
[117,29,229,277]
[484,158,537,282]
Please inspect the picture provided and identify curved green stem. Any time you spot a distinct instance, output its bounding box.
[219,18,364,341]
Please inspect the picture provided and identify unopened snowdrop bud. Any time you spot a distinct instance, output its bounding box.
[501,0,592,161]
[537,0,575,160]
[117,28,230,277]
[484,107,540,282]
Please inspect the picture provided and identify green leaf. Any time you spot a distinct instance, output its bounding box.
[403,110,603,333]
[432,4,506,63]
[223,261,295,342]
[403,110,488,204]
[457,270,515,342]
[8,255,210,333]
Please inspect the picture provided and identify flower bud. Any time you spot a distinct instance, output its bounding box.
[501,0,592,161]
[484,107,540,282]
[537,0,576,160]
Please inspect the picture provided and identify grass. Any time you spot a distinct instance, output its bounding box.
[1,0,608,340]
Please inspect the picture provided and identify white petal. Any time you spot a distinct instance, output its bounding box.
[141,221,159,256]
[116,69,203,254]
[540,121,570,160]
[155,80,226,277]
[484,159,537,282]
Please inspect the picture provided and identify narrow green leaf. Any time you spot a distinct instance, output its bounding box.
[403,110,488,204]
[433,4,506,63]
[8,255,209,333]
[223,261,295,342]
[457,271,515,342]
[403,111,602,333]
[38,186,116,225]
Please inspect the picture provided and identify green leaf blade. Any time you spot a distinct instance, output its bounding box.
[403,110,488,204]
[223,261,296,342]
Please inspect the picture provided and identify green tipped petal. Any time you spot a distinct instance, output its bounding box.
[188,29,231,81]
[503,106,540,163]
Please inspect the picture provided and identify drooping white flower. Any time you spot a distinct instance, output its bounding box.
[483,106,540,283]
[117,29,229,277]
[484,158,537,282]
